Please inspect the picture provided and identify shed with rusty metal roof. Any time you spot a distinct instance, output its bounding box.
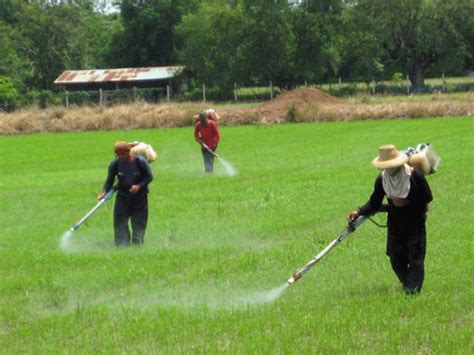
[54,66,184,90]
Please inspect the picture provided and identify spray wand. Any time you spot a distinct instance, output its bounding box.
[287,215,367,285]
[69,187,116,232]
[200,141,220,159]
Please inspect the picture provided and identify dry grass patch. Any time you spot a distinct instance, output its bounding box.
[0,102,196,134]
[315,101,474,122]
[0,90,472,134]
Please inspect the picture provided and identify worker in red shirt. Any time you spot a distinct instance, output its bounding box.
[194,110,220,173]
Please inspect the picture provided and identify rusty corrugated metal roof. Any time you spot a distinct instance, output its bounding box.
[54,66,184,85]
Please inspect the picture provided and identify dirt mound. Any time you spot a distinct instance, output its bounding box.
[257,87,339,123]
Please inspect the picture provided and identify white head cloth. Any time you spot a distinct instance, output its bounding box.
[382,163,412,198]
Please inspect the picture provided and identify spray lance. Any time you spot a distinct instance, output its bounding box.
[69,187,116,232]
[287,215,368,285]
[200,141,220,159]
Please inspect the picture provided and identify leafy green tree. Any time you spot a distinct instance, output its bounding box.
[426,0,474,76]
[107,0,200,67]
[179,0,345,90]
[0,0,23,24]
[0,2,38,92]
[346,0,474,88]
[75,12,123,69]
[15,3,92,90]
[0,76,19,110]
[0,23,27,84]
[177,3,248,90]
[289,0,343,84]
[337,1,386,82]
[240,0,294,88]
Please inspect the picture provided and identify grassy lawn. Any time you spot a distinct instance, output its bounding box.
[0,117,473,352]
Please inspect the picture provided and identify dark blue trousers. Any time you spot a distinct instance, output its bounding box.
[113,193,148,246]
[201,148,216,173]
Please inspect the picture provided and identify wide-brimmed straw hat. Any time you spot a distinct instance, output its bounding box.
[371,144,408,169]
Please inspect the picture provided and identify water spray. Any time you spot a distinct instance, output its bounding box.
[201,142,236,176]
[287,216,367,285]
[68,187,116,232]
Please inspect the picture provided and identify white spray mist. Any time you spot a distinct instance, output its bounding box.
[218,158,237,176]
[60,230,74,252]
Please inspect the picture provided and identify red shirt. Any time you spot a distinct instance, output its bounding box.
[194,120,220,149]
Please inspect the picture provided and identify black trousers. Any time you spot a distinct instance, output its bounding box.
[201,147,216,173]
[113,192,148,246]
[387,216,427,293]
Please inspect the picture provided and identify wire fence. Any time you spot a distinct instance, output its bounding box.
[3,76,474,111]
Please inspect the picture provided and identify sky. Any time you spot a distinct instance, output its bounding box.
[95,0,119,14]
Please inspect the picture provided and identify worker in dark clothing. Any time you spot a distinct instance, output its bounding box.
[194,110,220,173]
[348,145,433,294]
[98,141,153,246]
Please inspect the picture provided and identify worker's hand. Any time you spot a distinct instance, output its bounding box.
[97,191,106,200]
[347,210,360,222]
[129,184,141,193]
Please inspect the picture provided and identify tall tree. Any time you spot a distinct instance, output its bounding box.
[289,0,343,84]
[240,0,294,88]
[177,3,248,90]
[347,0,474,88]
[0,23,28,85]
[17,3,88,89]
[337,1,386,82]
[107,0,199,68]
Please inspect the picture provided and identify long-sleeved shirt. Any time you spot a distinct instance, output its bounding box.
[103,156,153,196]
[358,168,433,221]
[194,120,220,149]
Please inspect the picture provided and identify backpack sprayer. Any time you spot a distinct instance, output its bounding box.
[286,142,440,287]
[404,143,440,175]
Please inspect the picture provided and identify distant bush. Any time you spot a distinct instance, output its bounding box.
[18,90,62,108]
[181,85,280,102]
[0,76,20,111]
[392,72,404,82]
[181,86,234,101]
[328,84,358,96]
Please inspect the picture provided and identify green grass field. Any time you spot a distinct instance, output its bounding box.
[1,117,473,353]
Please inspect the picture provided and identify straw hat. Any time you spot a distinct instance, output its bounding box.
[371,144,408,169]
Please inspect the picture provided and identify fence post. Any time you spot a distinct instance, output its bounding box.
[304,80,307,87]
[270,81,273,100]
[442,73,446,93]
[202,84,206,102]
[234,82,238,102]
[99,88,104,106]
[406,75,410,95]
[65,90,69,108]
[339,77,342,85]
[167,85,170,102]
[371,80,376,95]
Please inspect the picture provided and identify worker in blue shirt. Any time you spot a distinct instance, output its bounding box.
[98,141,153,246]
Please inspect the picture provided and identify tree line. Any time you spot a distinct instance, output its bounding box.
[1,0,473,104]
